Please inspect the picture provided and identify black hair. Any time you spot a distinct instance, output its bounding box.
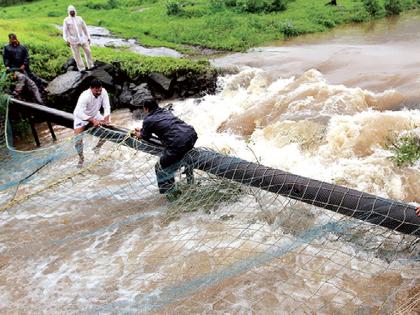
[143,99,158,111]
[8,33,17,39]
[90,79,102,88]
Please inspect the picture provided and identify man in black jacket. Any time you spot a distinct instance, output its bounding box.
[2,34,47,88]
[134,99,198,195]
[3,33,28,71]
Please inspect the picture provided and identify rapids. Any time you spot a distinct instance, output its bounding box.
[1,11,419,314]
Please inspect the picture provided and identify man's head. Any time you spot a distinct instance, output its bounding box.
[8,34,19,46]
[90,79,102,98]
[67,5,76,17]
[143,99,158,113]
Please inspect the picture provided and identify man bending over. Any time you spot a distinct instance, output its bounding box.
[73,79,110,167]
[134,99,197,195]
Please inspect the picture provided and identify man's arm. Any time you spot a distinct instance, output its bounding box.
[102,89,111,123]
[3,46,9,68]
[80,17,91,44]
[63,18,70,46]
[21,46,29,69]
[140,119,152,141]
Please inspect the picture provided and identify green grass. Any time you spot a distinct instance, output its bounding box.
[0,18,213,80]
[0,0,418,79]
[1,0,419,53]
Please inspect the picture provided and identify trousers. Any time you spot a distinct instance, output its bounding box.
[155,134,197,194]
[70,43,93,71]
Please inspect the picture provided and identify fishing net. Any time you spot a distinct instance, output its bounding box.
[0,97,419,314]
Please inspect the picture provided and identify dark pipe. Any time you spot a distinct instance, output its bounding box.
[9,98,420,236]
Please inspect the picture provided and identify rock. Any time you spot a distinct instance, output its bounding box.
[118,82,132,106]
[148,72,173,94]
[86,67,113,88]
[62,57,76,72]
[130,83,154,107]
[44,59,217,112]
[46,71,83,96]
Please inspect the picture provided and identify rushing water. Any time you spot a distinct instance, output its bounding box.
[1,12,420,314]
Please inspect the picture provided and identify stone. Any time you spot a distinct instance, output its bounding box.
[148,72,173,93]
[46,71,83,96]
[130,83,154,107]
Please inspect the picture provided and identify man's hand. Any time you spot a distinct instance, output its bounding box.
[102,115,110,125]
[132,127,142,139]
[19,64,25,71]
[90,118,101,127]
[416,206,420,217]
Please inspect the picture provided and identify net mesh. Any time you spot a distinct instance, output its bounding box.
[0,97,419,314]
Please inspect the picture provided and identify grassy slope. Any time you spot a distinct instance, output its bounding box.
[0,0,418,78]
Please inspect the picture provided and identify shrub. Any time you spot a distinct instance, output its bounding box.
[235,0,288,13]
[210,0,225,11]
[387,132,420,167]
[47,11,61,17]
[166,1,183,15]
[86,0,119,10]
[224,0,237,7]
[280,21,300,37]
[363,0,381,17]
[270,0,287,12]
[384,0,402,15]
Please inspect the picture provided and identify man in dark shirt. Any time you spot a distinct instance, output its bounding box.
[3,33,29,71]
[134,99,198,195]
[3,34,47,88]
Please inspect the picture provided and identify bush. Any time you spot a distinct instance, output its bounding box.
[280,21,300,37]
[387,132,420,167]
[0,0,38,6]
[166,1,183,15]
[210,0,225,11]
[363,0,381,17]
[86,0,119,10]
[235,0,288,13]
[47,11,61,17]
[224,0,237,7]
[384,0,402,15]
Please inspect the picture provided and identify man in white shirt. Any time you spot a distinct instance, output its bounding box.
[74,79,111,167]
[63,5,93,72]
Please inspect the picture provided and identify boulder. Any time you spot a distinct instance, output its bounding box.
[46,71,83,96]
[130,83,154,107]
[148,72,173,94]
[62,57,76,72]
[118,82,132,106]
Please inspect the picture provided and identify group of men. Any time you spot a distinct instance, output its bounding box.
[2,5,93,104]
[2,4,195,198]
[73,79,197,198]
[4,6,419,208]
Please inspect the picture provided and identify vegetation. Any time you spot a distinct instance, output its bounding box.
[384,0,402,15]
[0,18,213,80]
[387,132,420,167]
[1,0,419,56]
[0,0,418,82]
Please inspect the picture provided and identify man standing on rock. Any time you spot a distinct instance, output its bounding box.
[74,79,110,167]
[63,5,93,72]
[133,99,197,198]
